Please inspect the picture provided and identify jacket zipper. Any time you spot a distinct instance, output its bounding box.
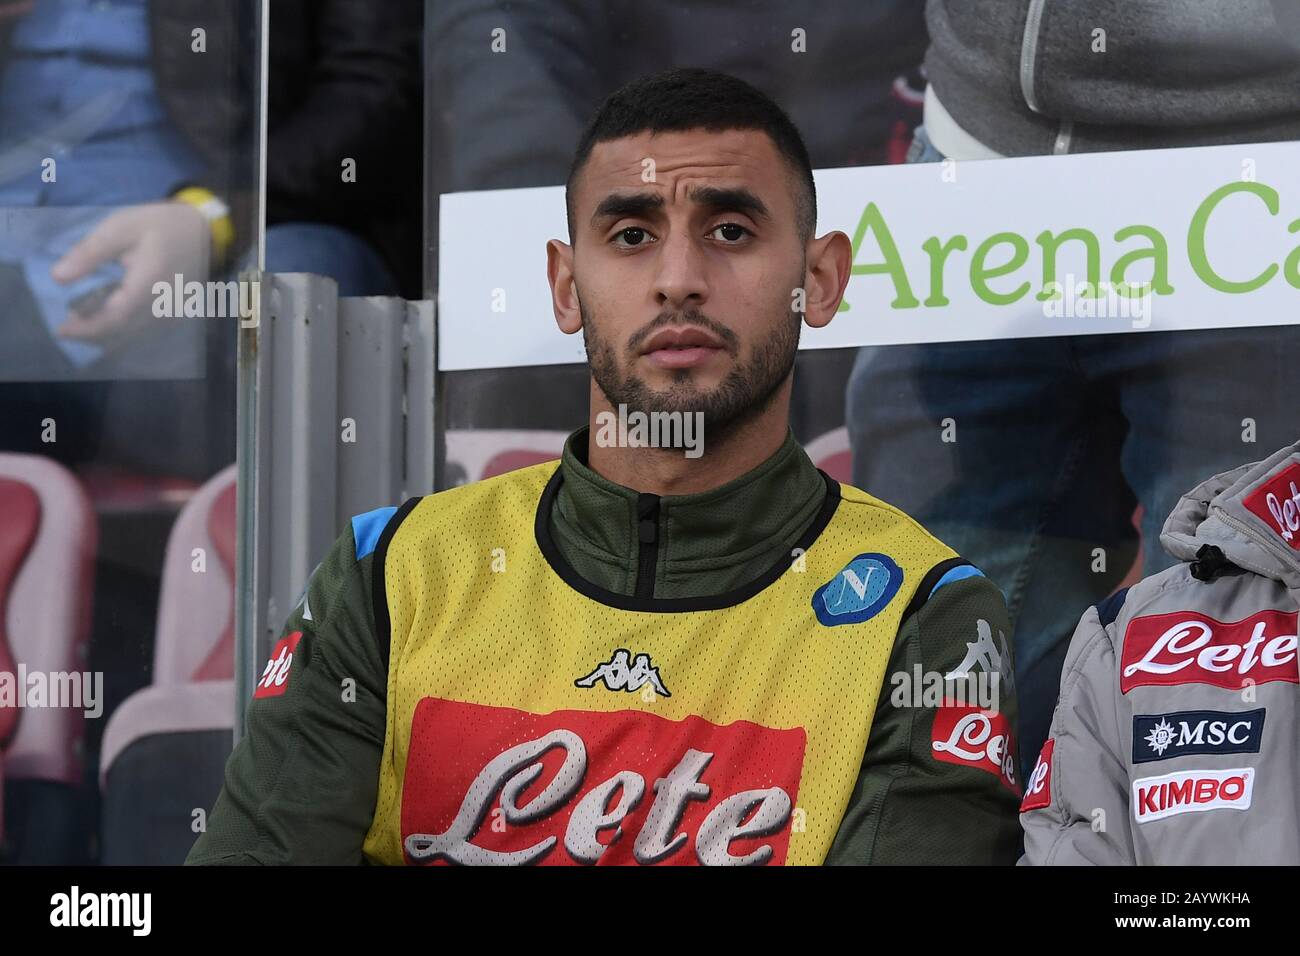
[1210,505,1300,581]
[1019,0,1048,113]
[1019,0,1075,155]
[634,492,660,599]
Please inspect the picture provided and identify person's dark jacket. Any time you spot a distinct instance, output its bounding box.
[258,0,423,296]
[428,0,926,195]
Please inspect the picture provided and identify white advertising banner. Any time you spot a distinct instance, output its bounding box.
[437,141,1300,372]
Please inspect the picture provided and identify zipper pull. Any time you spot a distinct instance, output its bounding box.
[637,493,658,544]
[634,493,660,599]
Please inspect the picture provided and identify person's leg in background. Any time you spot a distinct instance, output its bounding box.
[1104,324,1300,586]
[993,366,1139,777]
[262,222,401,297]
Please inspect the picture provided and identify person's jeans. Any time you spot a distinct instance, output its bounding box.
[846,126,1300,779]
[263,222,400,297]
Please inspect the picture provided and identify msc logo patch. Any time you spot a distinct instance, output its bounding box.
[812,553,903,627]
[1133,709,1266,764]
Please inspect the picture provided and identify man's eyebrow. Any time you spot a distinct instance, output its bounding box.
[589,185,771,229]
[591,191,664,228]
[686,185,771,223]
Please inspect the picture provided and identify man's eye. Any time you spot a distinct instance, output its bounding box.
[709,222,751,242]
[614,226,653,247]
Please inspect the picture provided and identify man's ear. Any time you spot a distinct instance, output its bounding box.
[547,238,582,334]
[801,230,853,330]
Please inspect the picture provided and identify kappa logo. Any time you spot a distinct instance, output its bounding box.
[1133,709,1266,764]
[946,618,1015,691]
[575,649,671,697]
[1241,461,1300,552]
[1132,767,1255,824]
[812,553,903,627]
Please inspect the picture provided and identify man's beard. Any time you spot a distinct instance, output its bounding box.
[580,293,802,437]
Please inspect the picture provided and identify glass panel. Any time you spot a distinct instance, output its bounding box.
[0,0,262,864]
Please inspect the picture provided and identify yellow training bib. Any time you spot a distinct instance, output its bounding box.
[362,460,956,865]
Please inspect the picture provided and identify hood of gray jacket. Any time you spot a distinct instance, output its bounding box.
[1161,440,1300,592]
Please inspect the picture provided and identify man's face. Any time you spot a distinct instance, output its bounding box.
[562,128,808,431]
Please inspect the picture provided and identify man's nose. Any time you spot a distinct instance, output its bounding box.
[652,230,709,308]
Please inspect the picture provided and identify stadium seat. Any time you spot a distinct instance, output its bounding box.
[0,454,97,863]
[445,428,570,484]
[98,464,237,865]
[803,427,853,485]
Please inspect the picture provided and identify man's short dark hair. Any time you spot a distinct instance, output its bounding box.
[565,68,817,246]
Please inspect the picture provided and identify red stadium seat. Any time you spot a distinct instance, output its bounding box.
[445,429,569,483]
[0,455,97,852]
[803,427,853,485]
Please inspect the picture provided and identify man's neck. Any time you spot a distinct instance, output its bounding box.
[584,380,793,495]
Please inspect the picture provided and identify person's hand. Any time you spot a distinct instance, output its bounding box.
[50,202,210,346]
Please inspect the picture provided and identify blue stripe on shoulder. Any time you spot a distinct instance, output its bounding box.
[928,563,985,599]
[1094,587,1130,627]
[352,506,399,560]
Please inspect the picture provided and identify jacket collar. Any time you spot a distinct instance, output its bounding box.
[553,423,826,582]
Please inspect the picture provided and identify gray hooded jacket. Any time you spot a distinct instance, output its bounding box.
[1021,441,1300,864]
[926,0,1300,155]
